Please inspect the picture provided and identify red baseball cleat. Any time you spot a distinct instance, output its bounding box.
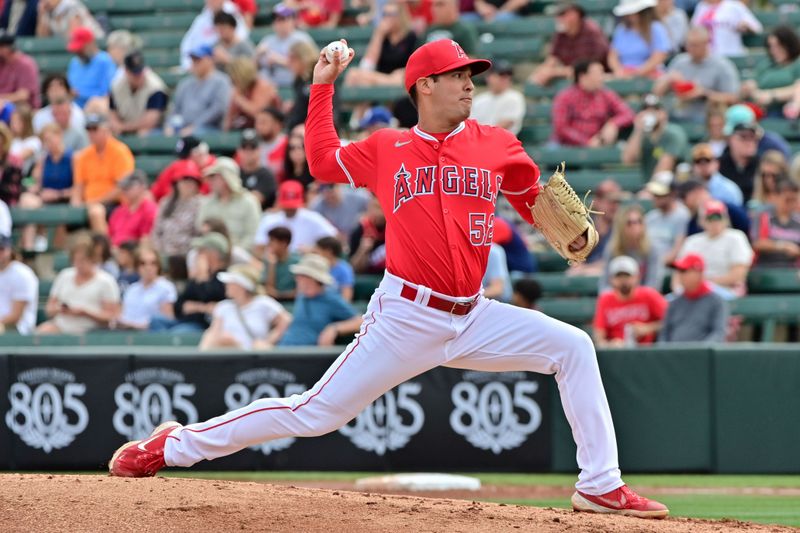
[571,485,669,519]
[108,421,182,478]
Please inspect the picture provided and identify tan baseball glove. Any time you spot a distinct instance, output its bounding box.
[530,162,600,265]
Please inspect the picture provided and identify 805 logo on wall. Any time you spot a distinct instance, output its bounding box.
[5,367,89,453]
[450,371,542,454]
[225,368,306,455]
[339,382,424,456]
[113,368,198,440]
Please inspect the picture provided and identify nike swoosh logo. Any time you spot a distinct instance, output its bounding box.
[394,140,411,147]
[136,432,162,452]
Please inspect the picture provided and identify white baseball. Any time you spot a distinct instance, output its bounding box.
[325,41,351,63]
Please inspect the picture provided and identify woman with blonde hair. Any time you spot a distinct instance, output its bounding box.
[600,203,664,291]
[224,57,279,131]
[344,1,416,87]
[608,0,671,78]
[36,0,104,38]
[106,30,144,80]
[286,40,322,130]
[750,150,790,209]
[8,104,41,175]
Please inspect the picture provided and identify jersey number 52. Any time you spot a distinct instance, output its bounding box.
[469,213,495,247]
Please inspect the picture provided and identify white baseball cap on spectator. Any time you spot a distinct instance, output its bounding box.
[613,0,657,16]
[609,255,640,277]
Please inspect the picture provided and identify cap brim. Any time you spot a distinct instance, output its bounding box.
[217,271,256,292]
[279,199,304,209]
[289,265,334,285]
[67,41,84,53]
[434,58,493,79]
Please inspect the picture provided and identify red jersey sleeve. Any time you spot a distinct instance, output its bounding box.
[499,130,540,225]
[305,84,377,189]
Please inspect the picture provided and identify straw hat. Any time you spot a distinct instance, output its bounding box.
[289,253,334,285]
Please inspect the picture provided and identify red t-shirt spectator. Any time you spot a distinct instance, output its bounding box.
[150,158,214,202]
[109,198,158,246]
[593,286,667,344]
[231,0,256,16]
[299,0,343,26]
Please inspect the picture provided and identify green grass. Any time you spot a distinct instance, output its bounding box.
[158,472,800,527]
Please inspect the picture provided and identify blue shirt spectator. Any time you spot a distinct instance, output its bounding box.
[42,149,74,191]
[330,258,355,294]
[119,276,178,329]
[280,289,358,346]
[482,244,512,302]
[66,27,116,108]
[611,20,671,69]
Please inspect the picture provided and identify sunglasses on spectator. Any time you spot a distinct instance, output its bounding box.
[706,213,723,221]
[693,158,712,165]
[85,125,99,132]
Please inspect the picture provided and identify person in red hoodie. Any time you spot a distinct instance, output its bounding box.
[108,170,158,247]
[149,136,214,202]
[593,254,667,347]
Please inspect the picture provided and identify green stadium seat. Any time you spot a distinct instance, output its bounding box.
[353,274,382,301]
[136,155,175,178]
[142,50,180,69]
[307,25,374,44]
[518,124,551,144]
[16,36,69,54]
[84,0,203,14]
[154,69,183,89]
[477,37,543,62]
[39,280,53,301]
[565,168,645,195]
[124,132,241,156]
[535,272,599,296]
[52,251,70,273]
[137,31,184,50]
[129,332,204,346]
[110,13,198,32]
[730,295,800,342]
[730,52,768,75]
[605,77,655,97]
[747,269,800,294]
[533,249,568,272]
[35,54,72,74]
[524,80,569,100]
[338,85,407,104]
[529,146,622,169]
[760,118,800,141]
[754,9,800,28]
[10,206,87,227]
[525,102,552,121]
[537,297,596,325]
[476,16,556,38]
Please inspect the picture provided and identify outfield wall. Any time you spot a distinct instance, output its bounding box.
[1,345,798,473]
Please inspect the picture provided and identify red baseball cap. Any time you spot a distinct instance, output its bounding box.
[670,253,705,272]
[404,39,492,93]
[278,180,304,208]
[67,27,95,53]
[172,159,202,182]
[703,199,727,216]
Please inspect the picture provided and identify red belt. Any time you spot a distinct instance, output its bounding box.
[399,284,479,315]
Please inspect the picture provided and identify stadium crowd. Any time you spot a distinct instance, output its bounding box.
[0,0,799,347]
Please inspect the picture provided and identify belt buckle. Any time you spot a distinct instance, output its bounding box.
[450,299,475,315]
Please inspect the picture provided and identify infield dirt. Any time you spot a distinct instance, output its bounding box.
[1,474,794,532]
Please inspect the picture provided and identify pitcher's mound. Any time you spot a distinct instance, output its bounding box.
[0,474,789,533]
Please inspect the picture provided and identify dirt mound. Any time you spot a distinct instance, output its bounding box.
[0,474,790,533]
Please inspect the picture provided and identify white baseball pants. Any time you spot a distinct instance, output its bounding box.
[165,272,623,495]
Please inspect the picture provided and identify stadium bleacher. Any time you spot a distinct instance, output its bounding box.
[6,0,800,346]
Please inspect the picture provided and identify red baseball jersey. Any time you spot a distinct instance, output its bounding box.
[593,286,668,344]
[306,84,540,297]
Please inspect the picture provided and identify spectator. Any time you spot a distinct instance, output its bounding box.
[345,1,417,88]
[0,30,40,108]
[740,26,800,117]
[751,180,800,268]
[200,263,291,350]
[718,121,761,202]
[294,0,344,28]
[41,94,89,152]
[593,255,667,347]
[483,243,512,301]
[91,232,121,278]
[38,239,121,334]
[71,113,135,234]
[423,0,478,54]
[254,106,288,176]
[530,2,609,86]
[279,253,362,346]
[721,103,790,160]
[105,30,143,82]
[117,241,143,293]
[314,236,355,301]
[659,253,728,343]
[33,75,85,134]
[310,183,370,241]
[677,199,753,299]
[469,0,529,23]
[66,27,115,109]
[653,27,740,122]
[655,0,687,51]
[492,217,536,274]
[224,58,278,131]
[8,103,40,174]
[568,179,625,276]
[116,247,178,330]
[255,180,337,255]
[166,44,232,136]
[231,0,256,28]
[677,179,750,236]
[212,11,255,71]
[0,0,37,36]
[470,60,525,135]
[690,143,743,206]
[600,203,664,291]
[355,106,394,138]
[691,0,762,58]
[643,175,690,265]
[151,160,203,272]
[349,196,387,275]
[36,0,103,38]
[0,197,9,235]
[286,39,319,132]
[511,278,542,310]
[623,94,688,179]
[750,151,789,210]
[108,171,158,247]
[18,124,73,251]
[237,129,276,209]
[255,3,316,88]
[705,105,727,157]
[151,232,228,332]
[0,234,38,335]
[263,226,299,301]
[189,217,261,274]
[608,0,670,78]
[0,122,22,206]
[180,0,249,70]
[109,51,169,137]
[283,123,313,189]
[551,59,634,147]
[150,136,214,202]
[197,157,261,249]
